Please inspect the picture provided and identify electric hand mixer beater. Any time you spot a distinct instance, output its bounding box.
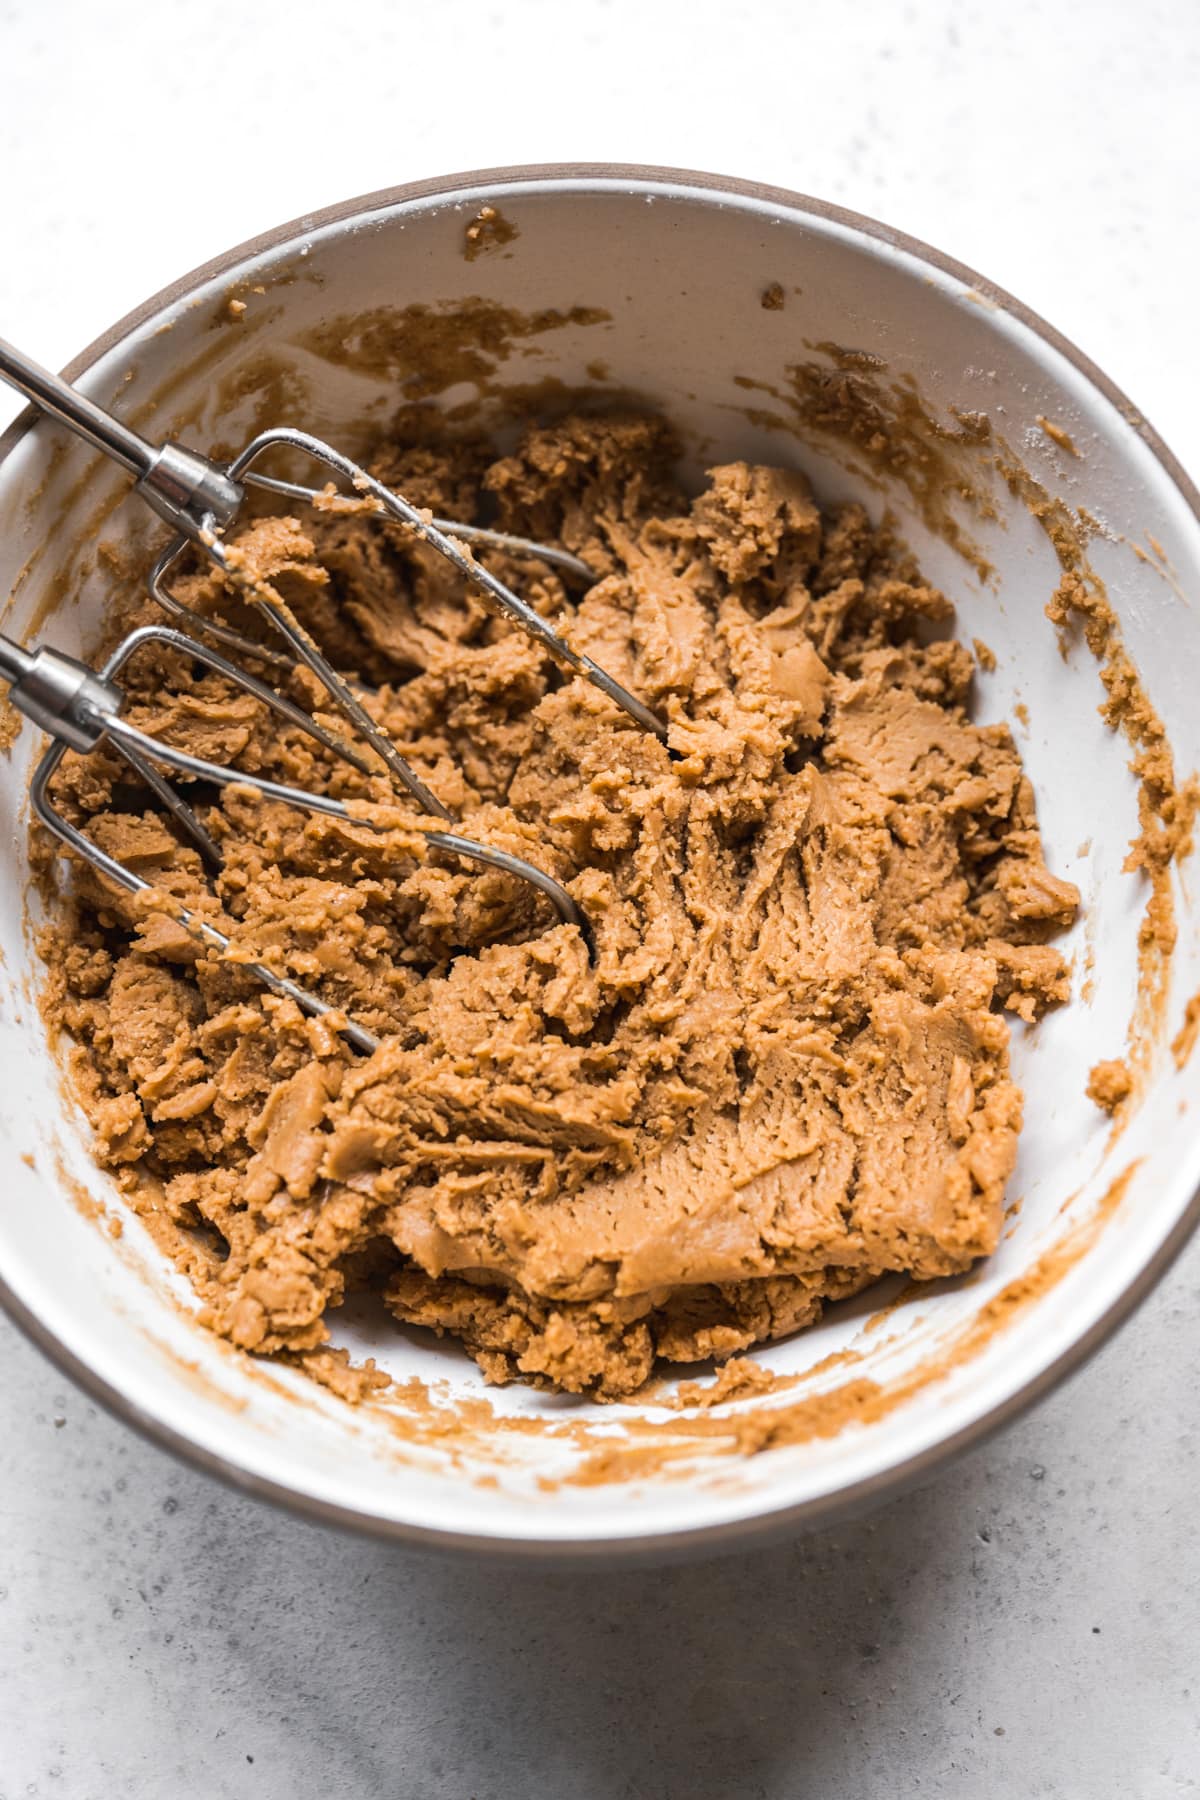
[0,338,668,1052]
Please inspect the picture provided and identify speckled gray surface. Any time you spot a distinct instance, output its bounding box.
[4,1273,1199,1797]
[2,0,1200,1793]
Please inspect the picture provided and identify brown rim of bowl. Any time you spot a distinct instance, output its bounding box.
[1,163,1198,1564]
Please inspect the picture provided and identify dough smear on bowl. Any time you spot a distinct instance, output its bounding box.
[39,413,1079,1399]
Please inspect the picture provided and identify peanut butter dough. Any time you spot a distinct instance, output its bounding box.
[39,414,1078,1399]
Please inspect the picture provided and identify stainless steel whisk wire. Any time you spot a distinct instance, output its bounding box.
[0,338,670,1052]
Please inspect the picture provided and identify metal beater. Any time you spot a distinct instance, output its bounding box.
[0,338,669,1053]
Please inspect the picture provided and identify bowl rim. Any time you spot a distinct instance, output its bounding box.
[2,161,1198,1562]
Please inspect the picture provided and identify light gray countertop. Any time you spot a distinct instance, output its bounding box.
[3,1265,1198,1797]
[2,0,1198,1793]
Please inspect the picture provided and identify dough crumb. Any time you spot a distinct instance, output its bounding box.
[1087,1058,1133,1113]
[672,1357,778,1409]
[1037,415,1080,457]
[464,204,519,262]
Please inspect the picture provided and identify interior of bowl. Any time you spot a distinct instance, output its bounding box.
[0,170,1198,1554]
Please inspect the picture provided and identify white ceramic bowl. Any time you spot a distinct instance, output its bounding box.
[1,166,1198,1559]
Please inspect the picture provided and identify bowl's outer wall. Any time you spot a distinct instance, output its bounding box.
[1,168,1199,1557]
